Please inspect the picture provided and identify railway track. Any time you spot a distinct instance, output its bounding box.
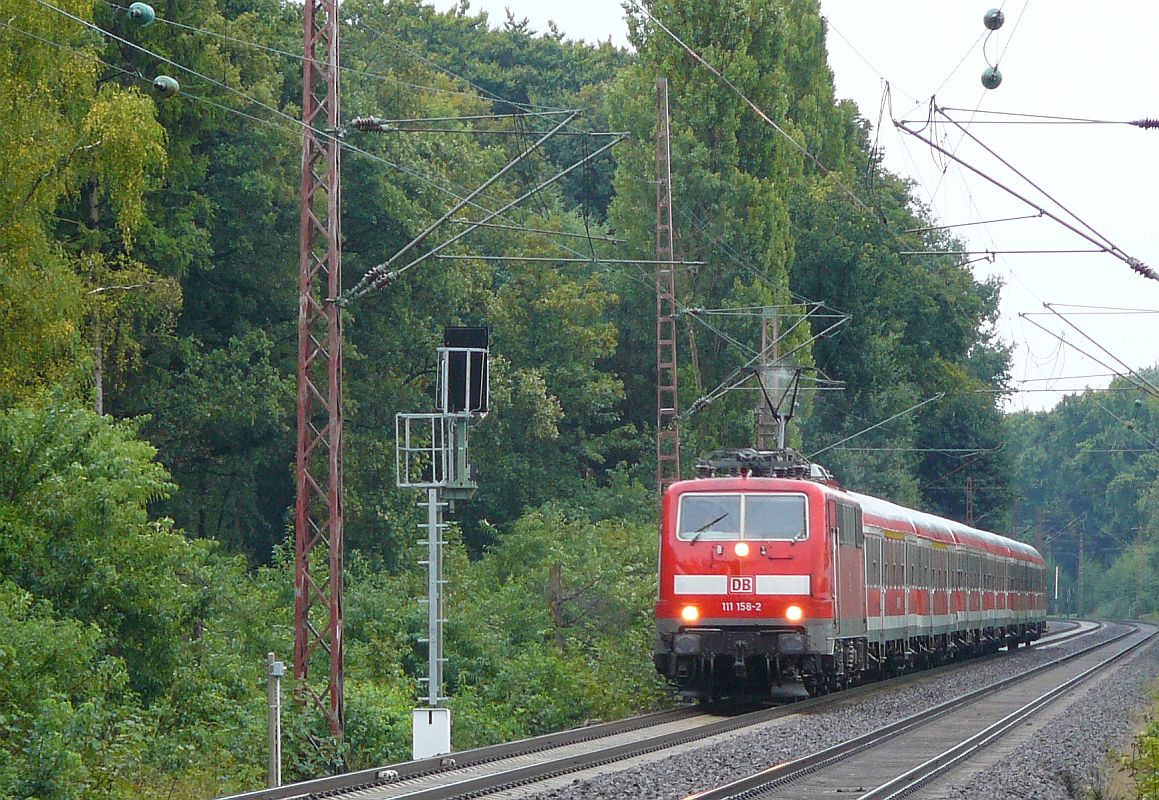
[685,621,1154,800]
[216,619,1103,800]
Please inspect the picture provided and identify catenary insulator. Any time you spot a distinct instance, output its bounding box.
[1131,118,1159,129]
[350,116,393,133]
[152,75,179,99]
[981,67,1002,90]
[128,2,155,26]
[984,9,1005,30]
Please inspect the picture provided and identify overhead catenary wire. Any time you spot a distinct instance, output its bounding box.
[1040,303,1159,399]
[895,111,1159,282]
[1015,373,1118,383]
[29,0,655,307]
[936,108,1120,253]
[624,0,872,213]
[343,110,577,295]
[902,212,1042,234]
[433,255,704,265]
[1042,304,1159,314]
[681,312,850,420]
[48,0,618,223]
[358,19,577,121]
[1018,314,1159,400]
[682,303,827,362]
[901,248,1105,256]
[448,219,626,244]
[95,0,567,110]
[343,132,627,302]
[910,109,1159,128]
[1091,399,1159,452]
[38,0,886,451]
[808,393,945,459]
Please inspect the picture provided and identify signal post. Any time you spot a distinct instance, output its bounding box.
[396,328,489,759]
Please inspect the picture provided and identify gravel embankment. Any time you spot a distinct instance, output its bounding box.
[939,635,1159,800]
[529,624,1157,800]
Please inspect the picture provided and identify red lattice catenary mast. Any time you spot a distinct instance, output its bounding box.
[293,0,344,743]
[655,78,680,502]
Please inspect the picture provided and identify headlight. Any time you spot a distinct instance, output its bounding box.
[734,542,750,557]
[680,605,700,622]
[785,605,804,622]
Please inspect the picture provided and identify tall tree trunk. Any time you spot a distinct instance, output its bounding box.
[93,313,104,415]
[549,562,566,652]
[89,180,104,415]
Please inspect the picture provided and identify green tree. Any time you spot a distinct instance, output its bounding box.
[0,400,211,699]
[0,0,167,408]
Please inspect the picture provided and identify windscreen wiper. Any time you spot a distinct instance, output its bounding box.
[688,512,729,544]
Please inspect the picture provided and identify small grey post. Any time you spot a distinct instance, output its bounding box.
[267,653,284,787]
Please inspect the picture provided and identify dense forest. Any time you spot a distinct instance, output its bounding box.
[0,0,1156,796]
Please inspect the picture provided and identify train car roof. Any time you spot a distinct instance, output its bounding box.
[845,488,1043,564]
[667,476,1043,564]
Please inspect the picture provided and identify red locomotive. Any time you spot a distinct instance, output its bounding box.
[654,449,1047,699]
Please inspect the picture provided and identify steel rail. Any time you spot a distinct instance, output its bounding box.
[684,623,1143,800]
[860,625,1156,800]
[217,621,1101,800]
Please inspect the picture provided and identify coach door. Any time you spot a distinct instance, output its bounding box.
[829,499,867,638]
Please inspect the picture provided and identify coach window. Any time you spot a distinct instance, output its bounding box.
[867,534,880,586]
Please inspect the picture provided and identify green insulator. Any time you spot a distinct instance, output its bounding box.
[152,75,179,99]
[128,2,155,26]
[981,67,1002,90]
[983,8,1005,30]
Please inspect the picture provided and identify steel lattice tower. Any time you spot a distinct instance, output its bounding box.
[294,0,344,741]
[655,78,680,497]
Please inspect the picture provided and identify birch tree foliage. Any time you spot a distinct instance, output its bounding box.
[0,0,167,408]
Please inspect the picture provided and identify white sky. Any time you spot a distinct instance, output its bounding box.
[430,0,1159,413]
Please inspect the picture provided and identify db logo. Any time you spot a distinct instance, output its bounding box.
[729,576,755,594]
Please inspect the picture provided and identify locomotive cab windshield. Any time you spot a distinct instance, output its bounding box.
[676,492,808,541]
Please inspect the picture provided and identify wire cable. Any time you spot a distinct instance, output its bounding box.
[95,0,564,108]
[809,393,945,458]
[896,115,1159,282]
[624,0,872,213]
